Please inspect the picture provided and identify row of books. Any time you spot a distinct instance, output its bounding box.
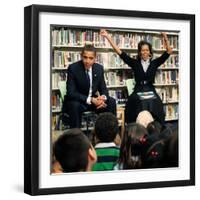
[164,104,179,120]
[52,115,62,131]
[96,52,127,68]
[52,72,67,89]
[156,54,179,68]
[156,87,179,102]
[52,29,95,46]
[52,51,179,69]
[52,94,62,111]
[155,70,178,84]
[95,33,178,50]
[53,51,81,68]
[52,28,179,50]
[104,71,126,86]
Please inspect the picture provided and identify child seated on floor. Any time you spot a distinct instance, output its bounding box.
[116,122,148,170]
[53,128,97,173]
[92,112,120,171]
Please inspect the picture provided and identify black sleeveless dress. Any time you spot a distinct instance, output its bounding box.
[119,51,170,124]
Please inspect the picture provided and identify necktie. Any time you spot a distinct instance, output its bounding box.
[86,70,90,87]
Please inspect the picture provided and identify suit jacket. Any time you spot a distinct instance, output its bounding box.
[65,60,108,103]
[120,51,170,93]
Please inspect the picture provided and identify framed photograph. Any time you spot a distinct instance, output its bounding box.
[24,4,195,195]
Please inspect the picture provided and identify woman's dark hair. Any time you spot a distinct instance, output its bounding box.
[53,128,91,172]
[147,121,162,135]
[119,123,148,169]
[95,112,119,143]
[143,126,178,168]
[143,139,165,168]
[137,40,153,59]
[163,129,178,167]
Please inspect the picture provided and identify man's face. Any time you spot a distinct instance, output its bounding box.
[82,51,96,69]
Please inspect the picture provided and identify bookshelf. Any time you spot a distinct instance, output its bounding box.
[51,26,179,131]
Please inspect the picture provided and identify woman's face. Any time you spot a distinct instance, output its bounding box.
[140,44,151,60]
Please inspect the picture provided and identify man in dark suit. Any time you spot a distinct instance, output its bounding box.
[63,45,116,128]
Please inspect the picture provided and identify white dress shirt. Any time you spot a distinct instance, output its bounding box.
[141,59,150,73]
[86,67,93,104]
[86,67,107,105]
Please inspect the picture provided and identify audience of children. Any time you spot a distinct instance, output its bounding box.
[52,110,178,173]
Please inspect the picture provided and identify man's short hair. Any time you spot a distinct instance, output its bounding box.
[81,44,96,56]
[53,128,91,172]
[95,112,119,142]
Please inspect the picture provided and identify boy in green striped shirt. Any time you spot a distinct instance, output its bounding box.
[92,112,120,171]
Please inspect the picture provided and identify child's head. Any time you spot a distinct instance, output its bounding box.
[137,40,153,60]
[143,139,165,168]
[136,110,154,128]
[163,129,178,167]
[147,120,162,135]
[143,126,177,168]
[53,128,97,172]
[95,112,119,143]
[119,123,148,169]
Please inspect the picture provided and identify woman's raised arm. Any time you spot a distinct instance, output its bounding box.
[161,32,173,54]
[100,29,122,55]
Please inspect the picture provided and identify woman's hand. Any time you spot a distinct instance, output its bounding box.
[161,32,168,40]
[161,32,173,54]
[99,29,122,55]
[100,29,109,38]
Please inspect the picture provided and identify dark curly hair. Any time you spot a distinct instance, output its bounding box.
[53,128,91,172]
[95,112,119,143]
[81,44,96,56]
[119,123,148,169]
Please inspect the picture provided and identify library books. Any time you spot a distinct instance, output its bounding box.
[52,93,62,111]
[155,54,179,68]
[104,71,125,86]
[53,51,81,69]
[52,72,67,89]
[164,104,178,120]
[52,28,179,50]
[155,70,178,85]
[155,87,178,102]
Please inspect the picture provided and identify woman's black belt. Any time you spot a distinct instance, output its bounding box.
[137,81,150,85]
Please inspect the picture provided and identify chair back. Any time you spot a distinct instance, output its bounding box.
[126,78,135,96]
[58,81,67,102]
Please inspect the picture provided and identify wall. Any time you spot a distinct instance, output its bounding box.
[0,0,199,199]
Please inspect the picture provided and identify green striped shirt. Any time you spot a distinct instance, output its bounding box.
[92,143,120,171]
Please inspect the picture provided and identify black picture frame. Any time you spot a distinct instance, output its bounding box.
[24,4,195,196]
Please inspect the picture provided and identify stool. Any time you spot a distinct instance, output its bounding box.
[82,111,97,136]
